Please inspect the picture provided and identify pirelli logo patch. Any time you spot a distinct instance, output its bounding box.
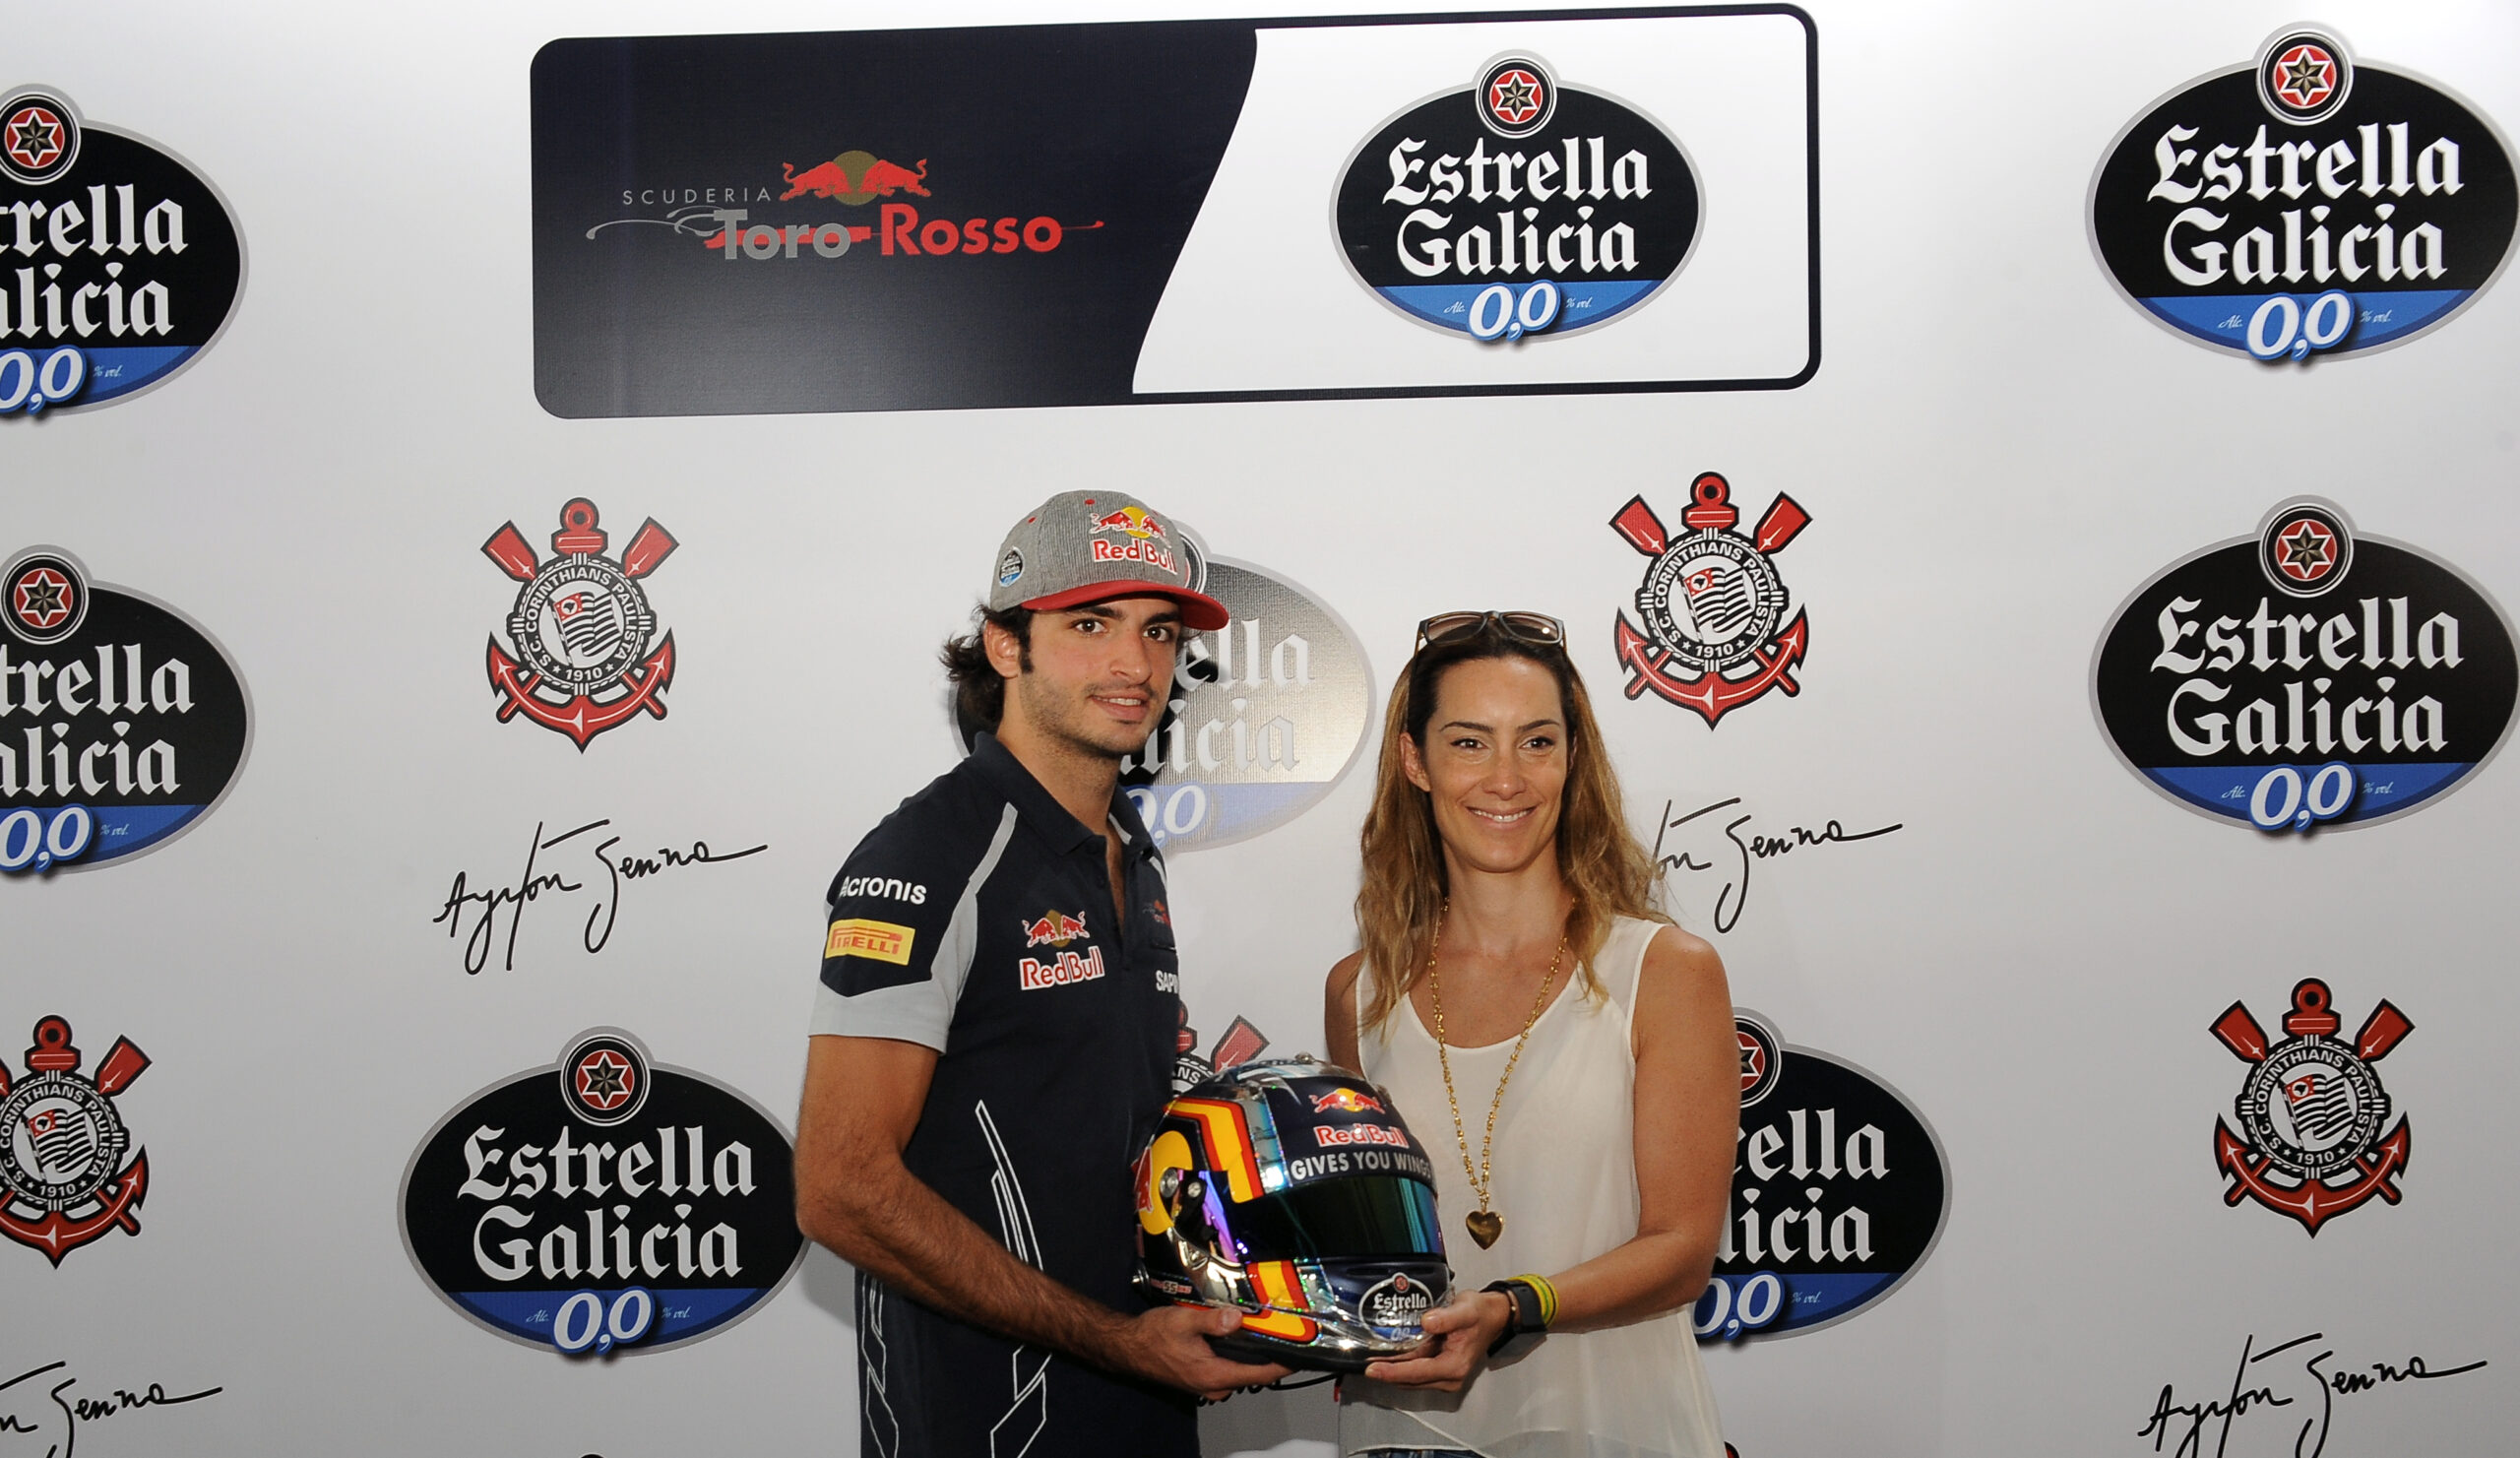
[826,919,914,965]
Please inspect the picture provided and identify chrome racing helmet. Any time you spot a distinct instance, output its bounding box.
[1133,1056,1451,1371]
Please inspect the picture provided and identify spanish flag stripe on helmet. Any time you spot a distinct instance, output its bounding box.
[1241,1261,1319,1340]
[1170,1097,1266,1205]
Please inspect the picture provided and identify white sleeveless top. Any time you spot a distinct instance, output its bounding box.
[1342,916,1726,1458]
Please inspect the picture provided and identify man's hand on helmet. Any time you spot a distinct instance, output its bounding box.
[1116,1302,1292,1399]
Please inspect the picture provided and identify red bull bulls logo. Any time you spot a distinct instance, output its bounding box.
[1312,1088,1385,1115]
[779,151,929,204]
[1022,910,1092,949]
[1093,507,1166,540]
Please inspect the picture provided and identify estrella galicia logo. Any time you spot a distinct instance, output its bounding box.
[2211,980,2411,1235]
[2090,28,2517,360]
[1,546,250,871]
[0,87,244,413]
[1609,474,1812,728]
[2093,501,2517,830]
[1336,53,1699,342]
[2,1016,151,1266]
[483,500,679,750]
[1115,559,1372,854]
[399,1029,805,1356]
[1694,1012,1947,1342]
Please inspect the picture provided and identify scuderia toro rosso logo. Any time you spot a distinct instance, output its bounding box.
[1610,474,1812,728]
[585,150,1100,264]
[1336,54,1699,342]
[400,1030,805,1356]
[483,500,678,749]
[0,87,244,413]
[2089,27,2517,361]
[2211,981,2411,1235]
[2093,500,2517,830]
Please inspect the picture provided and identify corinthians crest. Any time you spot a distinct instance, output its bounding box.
[1,1016,150,1265]
[1611,473,1811,726]
[483,499,678,748]
[2212,979,2412,1235]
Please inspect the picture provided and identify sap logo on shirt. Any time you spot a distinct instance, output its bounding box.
[826,919,914,964]
[1018,946,1105,991]
[832,875,927,905]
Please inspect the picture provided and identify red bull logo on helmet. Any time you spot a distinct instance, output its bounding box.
[1021,910,1092,949]
[1311,1087,1385,1115]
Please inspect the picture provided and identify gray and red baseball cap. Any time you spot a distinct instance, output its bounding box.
[987,489,1228,630]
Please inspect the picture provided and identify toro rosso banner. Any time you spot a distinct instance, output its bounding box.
[530,7,1817,416]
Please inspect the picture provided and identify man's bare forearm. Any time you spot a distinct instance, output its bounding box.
[810,1150,1142,1374]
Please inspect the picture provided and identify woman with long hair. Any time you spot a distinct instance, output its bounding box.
[1325,611,1736,1458]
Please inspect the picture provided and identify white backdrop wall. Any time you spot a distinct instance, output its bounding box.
[5,3,2515,1457]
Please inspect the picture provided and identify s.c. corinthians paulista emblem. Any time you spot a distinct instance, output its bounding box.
[2212,980,2411,1235]
[2,1016,151,1265]
[1610,473,1811,727]
[483,499,678,748]
[2094,500,2516,830]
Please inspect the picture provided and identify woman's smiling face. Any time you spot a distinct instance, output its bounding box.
[1401,655,1569,877]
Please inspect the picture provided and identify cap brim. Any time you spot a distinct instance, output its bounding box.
[1022,581,1230,631]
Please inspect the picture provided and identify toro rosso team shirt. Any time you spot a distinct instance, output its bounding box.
[813,731,1192,1458]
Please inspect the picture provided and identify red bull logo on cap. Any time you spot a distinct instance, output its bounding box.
[1092,506,1166,540]
[1022,910,1093,949]
[1312,1087,1385,1115]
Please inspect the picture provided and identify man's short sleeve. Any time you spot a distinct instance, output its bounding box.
[808,798,1016,1051]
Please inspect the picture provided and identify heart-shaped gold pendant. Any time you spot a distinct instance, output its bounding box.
[1465,1210,1504,1248]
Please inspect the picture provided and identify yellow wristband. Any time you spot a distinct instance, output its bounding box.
[1513,1273,1558,1328]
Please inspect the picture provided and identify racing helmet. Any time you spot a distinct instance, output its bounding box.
[1133,1055,1451,1371]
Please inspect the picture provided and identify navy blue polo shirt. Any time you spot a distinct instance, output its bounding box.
[813,731,1192,1458]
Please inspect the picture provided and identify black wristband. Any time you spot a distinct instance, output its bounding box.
[1481,1279,1544,1355]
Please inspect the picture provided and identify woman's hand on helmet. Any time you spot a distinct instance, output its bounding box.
[1118,1301,1292,1399]
[1357,1289,1512,1391]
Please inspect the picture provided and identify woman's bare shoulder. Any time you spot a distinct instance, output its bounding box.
[1326,949,1367,996]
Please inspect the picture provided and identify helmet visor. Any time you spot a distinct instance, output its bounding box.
[1225,1175,1444,1263]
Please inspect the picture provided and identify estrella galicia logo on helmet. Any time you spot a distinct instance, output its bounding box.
[1609,473,1812,728]
[2,546,250,872]
[0,87,244,413]
[2,1015,151,1266]
[2093,501,2517,831]
[2089,28,2517,361]
[483,500,678,749]
[1335,53,1700,342]
[399,1029,805,1356]
[1696,1012,1947,1343]
[2211,980,2411,1235]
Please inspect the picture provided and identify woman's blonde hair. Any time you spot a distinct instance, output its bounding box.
[1354,621,1666,1031]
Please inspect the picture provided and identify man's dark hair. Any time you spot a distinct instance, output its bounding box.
[942,605,1033,735]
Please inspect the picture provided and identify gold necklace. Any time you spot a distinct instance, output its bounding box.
[1424,909,1568,1249]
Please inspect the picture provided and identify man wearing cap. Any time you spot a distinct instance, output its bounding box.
[795,490,1286,1458]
